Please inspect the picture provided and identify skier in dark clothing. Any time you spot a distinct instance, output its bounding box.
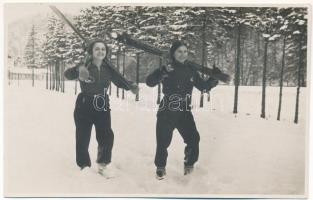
[146,41,218,179]
[64,39,138,178]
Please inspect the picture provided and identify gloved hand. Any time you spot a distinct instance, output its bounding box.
[160,64,174,78]
[130,83,139,95]
[207,77,219,90]
[212,66,222,75]
[77,65,90,82]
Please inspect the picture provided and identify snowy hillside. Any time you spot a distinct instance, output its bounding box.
[4,81,307,197]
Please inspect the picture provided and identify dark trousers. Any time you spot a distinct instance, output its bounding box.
[74,93,113,168]
[154,110,200,168]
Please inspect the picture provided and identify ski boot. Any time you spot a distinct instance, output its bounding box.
[98,163,115,179]
[184,165,194,175]
[155,167,166,180]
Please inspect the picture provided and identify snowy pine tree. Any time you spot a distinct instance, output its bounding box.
[24,24,42,86]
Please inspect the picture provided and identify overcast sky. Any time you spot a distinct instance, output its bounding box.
[4,3,94,24]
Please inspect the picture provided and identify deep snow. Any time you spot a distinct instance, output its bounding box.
[4,80,307,197]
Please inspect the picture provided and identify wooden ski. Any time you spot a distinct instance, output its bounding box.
[112,32,230,83]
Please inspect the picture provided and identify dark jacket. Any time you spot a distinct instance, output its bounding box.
[146,60,218,111]
[64,61,131,95]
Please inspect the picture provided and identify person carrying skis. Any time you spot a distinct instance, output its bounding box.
[64,39,138,178]
[146,40,219,180]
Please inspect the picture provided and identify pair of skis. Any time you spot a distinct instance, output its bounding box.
[49,6,230,84]
[111,32,230,82]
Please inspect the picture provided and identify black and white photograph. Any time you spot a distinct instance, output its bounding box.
[2,1,311,198]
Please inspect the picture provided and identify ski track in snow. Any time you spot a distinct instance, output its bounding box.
[4,81,307,197]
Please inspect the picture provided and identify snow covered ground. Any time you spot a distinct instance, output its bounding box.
[4,80,307,197]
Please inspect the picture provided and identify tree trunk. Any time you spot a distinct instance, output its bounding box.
[122,49,126,100]
[57,61,60,91]
[52,62,55,90]
[277,36,286,120]
[54,62,56,90]
[136,53,140,101]
[301,68,306,87]
[46,63,49,89]
[62,61,65,93]
[243,41,252,85]
[244,61,252,85]
[240,39,245,85]
[260,39,268,118]
[254,32,261,86]
[273,41,278,85]
[75,79,77,95]
[200,17,207,108]
[56,60,60,91]
[233,23,241,114]
[51,64,53,90]
[8,70,11,86]
[116,47,121,98]
[32,67,34,87]
[108,52,112,96]
[60,61,63,92]
[300,48,306,87]
[60,62,63,92]
[294,40,303,124]
[157,57,162,104]
[60,61,62,92]
[49,63,52,90]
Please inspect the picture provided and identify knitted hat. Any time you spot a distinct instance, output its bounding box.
[169,40,187,60]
